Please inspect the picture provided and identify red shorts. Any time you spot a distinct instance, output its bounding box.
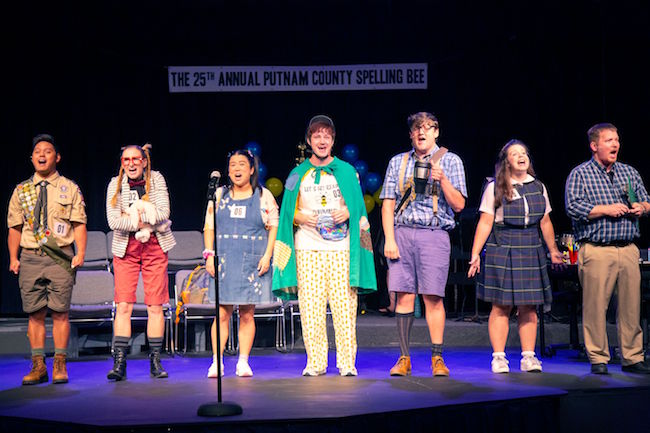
[113,234,169,305]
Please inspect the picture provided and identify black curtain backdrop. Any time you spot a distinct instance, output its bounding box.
[2,0,649,313]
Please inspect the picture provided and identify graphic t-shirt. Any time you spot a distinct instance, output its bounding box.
[294,168,350,251]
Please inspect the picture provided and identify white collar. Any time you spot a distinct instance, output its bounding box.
[510,174,535,185]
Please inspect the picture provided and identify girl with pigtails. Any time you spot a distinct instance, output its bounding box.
[105,143,176,381]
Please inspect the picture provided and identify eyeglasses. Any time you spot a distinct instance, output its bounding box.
[411,123,438,133]
[121,156,144,166]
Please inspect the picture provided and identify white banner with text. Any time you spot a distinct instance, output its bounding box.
[168,63,427,93]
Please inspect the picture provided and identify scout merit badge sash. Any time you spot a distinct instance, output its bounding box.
[16,179,75,275]
[395,147,448,216]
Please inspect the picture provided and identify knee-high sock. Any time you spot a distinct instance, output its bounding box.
[149,336,163,352]
[396,312,414,357]
[113,335,130,352]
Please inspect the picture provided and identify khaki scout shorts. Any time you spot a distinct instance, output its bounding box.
[19,248,75,313]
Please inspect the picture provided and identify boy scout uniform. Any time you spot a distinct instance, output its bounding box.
[7,171,87,313]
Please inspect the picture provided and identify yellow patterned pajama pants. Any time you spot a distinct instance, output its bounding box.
[296,250,358,374]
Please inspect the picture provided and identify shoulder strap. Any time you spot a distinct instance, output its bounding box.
[397,152,410,195]
[430,147,448,165]
[185,264,204,290]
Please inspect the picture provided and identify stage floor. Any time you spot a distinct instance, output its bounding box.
[1,347,650,432]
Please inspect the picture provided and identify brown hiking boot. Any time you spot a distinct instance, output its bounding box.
[432,355,450,377]
[389,356,412,376]
[52,353,69,384]
[22,355,48,385]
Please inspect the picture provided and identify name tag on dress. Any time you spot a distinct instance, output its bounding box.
[230,205,247,219]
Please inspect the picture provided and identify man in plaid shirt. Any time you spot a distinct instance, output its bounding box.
[565,122,650,375]
[380,112,467,377]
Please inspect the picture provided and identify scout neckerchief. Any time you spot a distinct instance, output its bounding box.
[16,177,74,275]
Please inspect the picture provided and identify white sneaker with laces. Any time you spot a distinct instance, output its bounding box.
[236,360,253,377]
[491,352,510,374]
[207,360,224,378]
[520,352,542,372]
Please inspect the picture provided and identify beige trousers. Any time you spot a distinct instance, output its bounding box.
[578,242,643,365]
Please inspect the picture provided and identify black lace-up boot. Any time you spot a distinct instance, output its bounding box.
[107,347,127,381]
[149,349,168,378]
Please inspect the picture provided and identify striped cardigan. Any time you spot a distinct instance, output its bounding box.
[106,170,176,258]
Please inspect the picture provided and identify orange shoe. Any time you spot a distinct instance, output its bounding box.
[22,356,48,385]
[389,356,412,376]
[432,355,450,377]
[52,353,69,384]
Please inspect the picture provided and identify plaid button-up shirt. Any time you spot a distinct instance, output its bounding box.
[380,146,467,231]
[565,157,649,243]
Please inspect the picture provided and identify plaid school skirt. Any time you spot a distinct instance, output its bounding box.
[477,225,552,306]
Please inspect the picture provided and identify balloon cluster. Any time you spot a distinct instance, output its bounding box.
[341,144,383,213]
[245,141,284,198]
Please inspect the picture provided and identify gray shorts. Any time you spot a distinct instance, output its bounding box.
[19,248,75,313]
[387,226,450,297]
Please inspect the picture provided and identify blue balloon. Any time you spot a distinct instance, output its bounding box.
[257,162,267,182]
[353,160,368,181]
[363,172,382,194]
[341,144,359,163]
[245,141,262,157]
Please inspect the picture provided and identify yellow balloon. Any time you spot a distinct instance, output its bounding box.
[265,177,284,198]
[373,185,383,206]
[364,194,375,213]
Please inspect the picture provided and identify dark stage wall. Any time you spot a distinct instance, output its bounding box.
[2,1,649,313]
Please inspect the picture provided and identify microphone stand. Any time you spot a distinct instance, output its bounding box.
[197,178,243,417]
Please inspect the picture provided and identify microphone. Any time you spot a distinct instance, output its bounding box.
[207,170,221,200]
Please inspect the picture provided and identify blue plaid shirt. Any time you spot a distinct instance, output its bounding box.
[380,145,467,230]
[565,157,649,243]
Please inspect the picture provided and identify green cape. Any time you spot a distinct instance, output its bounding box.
[272,157,377,300]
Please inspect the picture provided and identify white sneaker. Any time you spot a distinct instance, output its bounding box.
[339,367,358,377]
[491,352,510,374]
[207,361,224,378]
[302,367,326,376]
[235,360,253,377]
[520,353,542,373]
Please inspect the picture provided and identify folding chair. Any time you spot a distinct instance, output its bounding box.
[167,231,204,272]
[77,231,110,270]
[174,269,235,355]
[130,275,175,355]
[68,270,115,358]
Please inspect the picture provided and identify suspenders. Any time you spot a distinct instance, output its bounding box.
[395,147,448,216]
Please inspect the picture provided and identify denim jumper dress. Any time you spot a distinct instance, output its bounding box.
[209,187,273,305]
